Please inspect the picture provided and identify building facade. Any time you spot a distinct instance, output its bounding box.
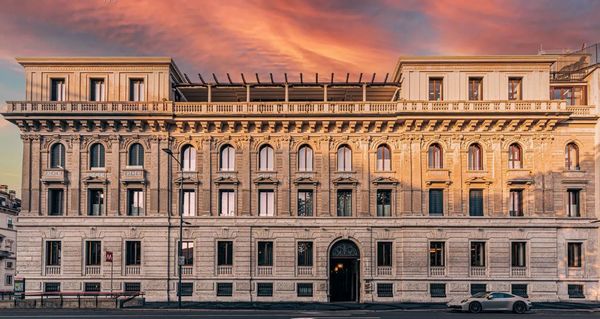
[0,185,20,297]
[2,50,600,302]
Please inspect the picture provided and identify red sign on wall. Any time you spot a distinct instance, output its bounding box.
[105,251,113,262]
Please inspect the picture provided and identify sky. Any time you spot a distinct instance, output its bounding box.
[0,0,599,195]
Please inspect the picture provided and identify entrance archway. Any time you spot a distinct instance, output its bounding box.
[329,240,360,302]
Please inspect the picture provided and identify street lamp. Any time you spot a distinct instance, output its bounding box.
[162,147,184,308]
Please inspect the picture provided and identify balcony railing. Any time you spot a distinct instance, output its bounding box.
[124,265,141,275]
[470,266,487,277]
[297,266,313,276]
[511,267,527,277]
[181,265,193,276]
[84,265,101,276]
[4,101,172,113]
[45,265,61,275]
[376,266,393,276]
[429,266,446,277]
[217,265,233,276]
[257,266,273,276]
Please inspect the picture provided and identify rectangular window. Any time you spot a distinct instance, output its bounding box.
[89,79,105,102]
[50,78,66,101]
[124,282,141,292]
[48,189,64,216]
[297,190,313,217]
[88,189,104,216]
[568,243,582,268]
[182,189,196,217]
[44,282,61,293]
[468,77,483,100]
[127,189,144,216]
[216,283,233,297]
[376,190,392,217]
[5,275,13,286]
[85,241,101,266]
[6,261,14,269]
[129,79,145,102]
[551,86,587,106]
[509,189,524,216]
[429,242,445,267]
[377,283,393,297]
[178,283,194,296]
[430,283,446,298]
[377,242,392,267]
[256,282,273,297]
[257,241,273,267]
[180,241,194,266]
[45,241,61,266]
[336,190,352,217]
[259,190,275,216]
[7,217,13,229]
[470,283,486,296]
[428,78,443,101]
[568,284,585,298]
[511,284,528,298]
[297,283,313,297]
[219,190,235,216]
[84,282,101,292]
[511,242,527,267]
[470,242,486,267]
[217,241,233,266]
[429,189,443,216]
[508,77,522,100]
[567,189,580,217]
[125,241,141,266]
[469,189,484,216]
[297,241,313,267]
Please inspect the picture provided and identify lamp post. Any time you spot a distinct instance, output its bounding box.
[162,148,184,308]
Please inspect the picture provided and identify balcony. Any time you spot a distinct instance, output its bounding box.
[425,169,450,184]
[124,265,141,275]
[41,169,67,184]
[4,101,172,114]
[376,266,393,276]
[257,266,273,276]
[0,250,10,259]
[84,265,101,276]
[45,265,61,276]
[296,266,313,276]
[181,265,193,276]
[511,267,528,278]
[470,266,487,277]
[429,266,446,277]
[121,168,146,184]
[217,265,233,276]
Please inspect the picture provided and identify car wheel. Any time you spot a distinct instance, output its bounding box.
[469,301,482,313]
[513,301,527,314]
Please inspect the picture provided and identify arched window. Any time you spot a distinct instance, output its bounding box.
[428,143,443,169]
[220,145,235,171]
[508,143,522,169]
[376,144,391,171]
[128,143,144,166]
[89,143,105,169]
[298,145,313,172]
[181,145,196,172]
[337,145,352,172]
[565,142,580,171]
[50,143,65,168]
[467,143,483,171]
[259,145,274,171]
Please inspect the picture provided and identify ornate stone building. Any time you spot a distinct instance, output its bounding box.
[2,50,600,302]
[0,185,20,297]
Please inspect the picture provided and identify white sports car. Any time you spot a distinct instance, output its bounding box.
[447,291,532,314]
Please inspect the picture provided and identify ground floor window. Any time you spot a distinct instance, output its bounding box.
[217,283,233,297]
[178,283,194,296]
[470,283,486,296]
[377,283,393,297]
[256,282,273,297]
[84,282,101,292]
[511,284,528,298]
[44,282,61,293]
[430,283,446,298]
[568,284,585,298]
[124,282,141,292]
[297,283,313,297]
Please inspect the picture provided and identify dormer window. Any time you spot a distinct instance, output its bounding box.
[51,78,66,101]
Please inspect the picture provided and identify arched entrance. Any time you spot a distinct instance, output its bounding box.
[329,240,360,302]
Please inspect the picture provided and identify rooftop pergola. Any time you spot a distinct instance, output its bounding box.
[174,72,401,102]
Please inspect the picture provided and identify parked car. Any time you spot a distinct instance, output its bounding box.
[447,291,532,314]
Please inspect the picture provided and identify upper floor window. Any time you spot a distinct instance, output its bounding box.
[298,145,313,172]
[259,145,274,171]
[128,143,144,167]
[469,189,484,216]
[217,241,233,266]
[337,145,352,171]
[511,242,527,267]
[297,241,313,267]
[90,78,105,102]
[219,190,235,216]
[376,189,391,217]
[568,242,582,268]
[182,189,196,217]
[508,143,522,169]
[50,143,66,169]
[220,145,235,171]
[129,79,145,102]
[257,241,273,267]
[429,189,443,216]
[337,190,352,217]
[297,190,313,217]
[48,189,64,216]
[429,242,445,267]
[259,190,275,216]
[88,189,104,216]
[428,78,443,101]
[467,143,483,171]
[551,86,587,106]
[50,78,66,102]
[85,241,101,266]
[508,77,522,100]
[509,189,523,216]
[89,143,105,169]
[470,242,486,267]
[565,142,579,171]
[567,189,581,217]
[376,145,391,171]
[181,145,196,172]
[468,77,483,100]
[428,143,443,169]
[181,241,194,266]
[127,189,144,216]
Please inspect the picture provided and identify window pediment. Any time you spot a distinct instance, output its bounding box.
[332,176,359,185]
[293,176,319,186]
[465,177,493,185]
[214,176,240,185]
[253,176,279,185]
[371,176,399,185]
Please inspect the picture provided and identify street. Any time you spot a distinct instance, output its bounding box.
[0,309,598,319]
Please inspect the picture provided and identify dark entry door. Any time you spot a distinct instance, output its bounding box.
[329,240,360,302]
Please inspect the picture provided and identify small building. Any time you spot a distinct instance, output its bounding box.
[0,185,20,298]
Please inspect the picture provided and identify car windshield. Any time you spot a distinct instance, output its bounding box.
[471,292,487,298]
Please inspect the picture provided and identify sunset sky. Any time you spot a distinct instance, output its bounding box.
[0,0,599,194]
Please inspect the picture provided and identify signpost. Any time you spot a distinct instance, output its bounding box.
[105,251,113,293]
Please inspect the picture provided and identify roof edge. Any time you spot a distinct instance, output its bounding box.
[15,56,175,65]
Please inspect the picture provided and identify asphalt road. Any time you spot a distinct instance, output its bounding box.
[0,309,598,319]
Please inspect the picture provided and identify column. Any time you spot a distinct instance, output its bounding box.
[109,136,121,216]
[30,135,41,215]
[20,136,32,214]
[69,136,81,216]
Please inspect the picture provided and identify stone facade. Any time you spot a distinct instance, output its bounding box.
[2,54,600,302]
[0,185,20,295]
